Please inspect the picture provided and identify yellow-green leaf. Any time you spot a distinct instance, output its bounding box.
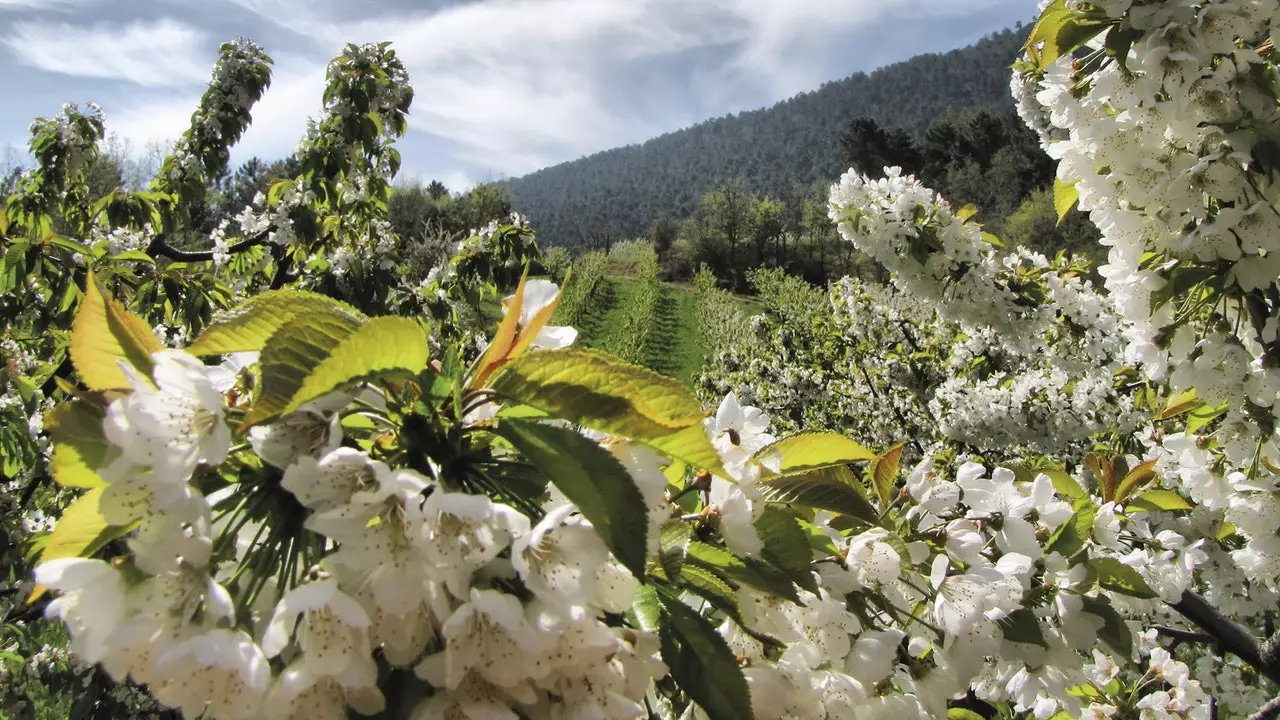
[1127,489,1193,512]
[241,308,365,428]
[1158,388,1202,420]
[955,204,979,222]
[70,270,163,390]
[45,401,111,488]
[284,316,429,416]
[31,487,135,601]
[755,432,875,476]
[1113,459,1156,504]
[1046,469,1087,502]
[871,441,906,507]
[187,289,366,356]
[1089,557,1158,599]
[1054,177,1080,226]
[487,347,706,439]
[758,468,878,522]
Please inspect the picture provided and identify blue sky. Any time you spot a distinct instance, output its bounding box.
[0,0,1037,191]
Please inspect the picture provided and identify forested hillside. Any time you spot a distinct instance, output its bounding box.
[505,26,1029,247]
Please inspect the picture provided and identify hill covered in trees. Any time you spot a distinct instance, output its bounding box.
[504,25,1031,248]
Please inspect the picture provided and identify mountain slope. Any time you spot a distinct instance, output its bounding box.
[505,26,1030,247]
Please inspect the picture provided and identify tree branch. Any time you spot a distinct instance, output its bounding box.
[1172,589,1280,686]
[1155,625,1216,646]
[145,231,267,262]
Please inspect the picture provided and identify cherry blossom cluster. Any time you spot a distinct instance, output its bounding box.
[1015,0,1280,596]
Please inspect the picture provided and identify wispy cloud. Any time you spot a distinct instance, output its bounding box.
[0,0,95,10]
[2,18,210,87]
[0,0,1036,184]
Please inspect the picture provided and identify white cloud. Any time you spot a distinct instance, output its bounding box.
[2,18,211,87]
[0,0,94,9]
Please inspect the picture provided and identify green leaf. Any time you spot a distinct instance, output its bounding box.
[633,585,661,633]
[659,520,693,580]
[754,506,816,592]
[1026,0,1112,71]
[187,289,366,356]
[1046,469,1087,503]
[32,487,136,602]
[948,710,986,720]
[1089,557,1158,599]
[1054,177,1080,225]
[998,608,1048,648]
[799,518,840,557]
[494,418,648,577]
[1113,460,1157,504]
[870,441,906,507]
[70,270,163,390]
[1080,595,1133,657]
[980,231,1005,248]
[1045,501,1095,559]
[241,308,365,427]
[1127,489,1193,512]
[284,316,428,415]
[1185,401,1229,434]
[1158,389,1202,420]
[754,431,875,476]
[658,589,753,720]
[757,468,878,522]
[45,401,111,488]
[685,542,800,604]
[107,250,156,265]
[955,204,979,222]
[488,348,722,473]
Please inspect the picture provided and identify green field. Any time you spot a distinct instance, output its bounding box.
[563,275,759,385]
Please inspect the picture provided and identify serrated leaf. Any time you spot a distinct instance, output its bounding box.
[754,506,816,592]
[754,432,875,476]
[1046,501,1095,559]
[31,487,136,602]
[70,270,163,390]
[44,401,111,488]
[1113,460,1156,504]
[658,590,753,720]
[240,309,366,427]
[685,542,800,604]
[1089,557,1158,599]
[1027,0,1112,71]
[633,585,660,633]
[999,608,1048,648]
[489,347,705,436]
[679,565,740,620]
[494,418,648,578]
[1127,489,1193,512]
[187,290,366,356]
[487,348,723,474]
[757,469,877,522]
[659,520,693,580]
[285,316,428,415]
[1080,595,1133,657]
[871,441,906,507]
[1054,177,1080,225]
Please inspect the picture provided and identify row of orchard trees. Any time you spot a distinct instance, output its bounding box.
[3,2,1280,719]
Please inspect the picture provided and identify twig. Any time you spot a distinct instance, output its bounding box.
[1249,697,1280,720]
